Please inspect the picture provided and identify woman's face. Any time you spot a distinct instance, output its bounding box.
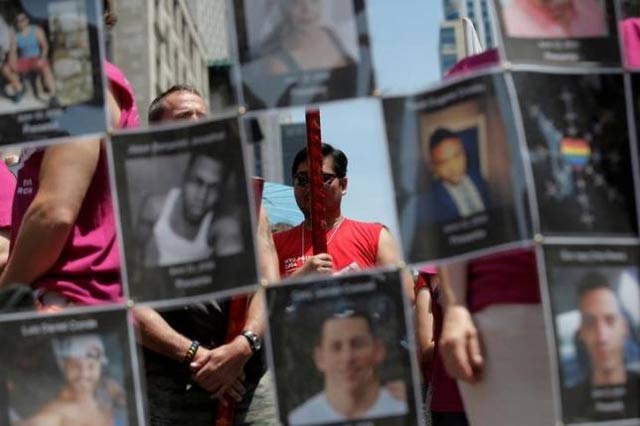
[16,14,29,31]
[532,0,574,22]
[283,0,322,29]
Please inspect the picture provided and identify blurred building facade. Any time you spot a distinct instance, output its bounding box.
[439,0,497,75]
[110,0,209,123]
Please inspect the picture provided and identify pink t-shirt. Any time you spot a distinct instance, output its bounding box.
[622,18,640,69]
[0,164,15,229]
[10,62,138,305]
[503,0,608,39]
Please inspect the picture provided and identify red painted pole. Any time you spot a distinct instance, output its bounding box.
[305,109,327,255]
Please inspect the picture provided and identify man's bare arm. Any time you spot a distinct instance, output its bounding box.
[376,227,415,304]
[133,306,193,362]
[0,139,100,287]
[439,262,484,383]
[35,27,49,59]
[256,206,279,284]
[415,285,435,379]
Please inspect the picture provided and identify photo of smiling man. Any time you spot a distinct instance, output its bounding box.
[287,308,407,425]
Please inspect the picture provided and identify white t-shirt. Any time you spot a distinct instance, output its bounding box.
[152,188,213,267]
[288,388,408,425]
[443,175,485,217]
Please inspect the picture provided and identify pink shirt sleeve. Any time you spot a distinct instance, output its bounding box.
[622,18,640,69]
[0,163,16,229]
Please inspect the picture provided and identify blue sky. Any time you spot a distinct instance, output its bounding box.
[369,0,444,94]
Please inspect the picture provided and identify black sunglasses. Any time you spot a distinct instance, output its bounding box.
[293,172,338,187]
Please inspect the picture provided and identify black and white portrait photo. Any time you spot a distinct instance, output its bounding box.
[266,270,421,426]
[0,0,106,146]
[232,0,374,109]
[110,117,258,303]
[543,245,640,424]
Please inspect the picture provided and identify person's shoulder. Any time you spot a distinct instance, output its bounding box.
[273,223,303,243]
[373,388,408,416]
[139,191,170,222]
[344,218,384,232]
[288,392,330,425]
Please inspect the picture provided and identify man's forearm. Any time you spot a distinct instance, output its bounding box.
[242,288,266,339]
[439,262,468,309]
[133,306,192,362]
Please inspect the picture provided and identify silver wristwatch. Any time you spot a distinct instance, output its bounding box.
[241,330,262,354]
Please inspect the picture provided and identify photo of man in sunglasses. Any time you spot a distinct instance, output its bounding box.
[273,143,413,297]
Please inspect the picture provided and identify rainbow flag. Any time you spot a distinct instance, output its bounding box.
[561,137,591,167]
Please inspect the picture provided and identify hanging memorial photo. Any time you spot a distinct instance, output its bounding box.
[109,117,259,304]
[0,0,106,146]
[542,244,640,424]
[383,71,531,262]
[512,71,637,237]
[491,0,621,66]
[266,269,421,426]
[0,306,143,426]
[232,0,374,110]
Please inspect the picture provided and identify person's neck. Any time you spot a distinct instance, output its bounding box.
[592,365,627,387]
[60,387,98,405]
[303,211,343,230]
[284,25,323,49]
[324,380,381,419]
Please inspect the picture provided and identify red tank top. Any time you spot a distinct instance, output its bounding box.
[273,218,383,277]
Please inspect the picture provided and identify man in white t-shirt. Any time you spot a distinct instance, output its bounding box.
[136,150,242,267]
[288,309,407,425]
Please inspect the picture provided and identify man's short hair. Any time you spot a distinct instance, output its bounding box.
[429,128,461,153]
[291,143,348,178]
[316,303,375,345]
[148,84,202,123]
[576,272,615,303]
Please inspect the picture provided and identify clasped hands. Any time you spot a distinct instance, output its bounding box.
[189,337,252,404]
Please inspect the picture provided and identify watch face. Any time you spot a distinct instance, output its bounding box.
[244,331,261,352]
[253,335,262,351]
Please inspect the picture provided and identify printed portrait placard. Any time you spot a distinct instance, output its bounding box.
[383,71,532,262]
[0,306,143,426]
[541,244,640,424]
[109,117,259,304]
[512,71,637,237]
[0,0,107,146]
[265,269,421,426]
[231,0,374,110]
[491,0,622,67]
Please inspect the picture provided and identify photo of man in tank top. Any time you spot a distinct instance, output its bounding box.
[136,151,237,268]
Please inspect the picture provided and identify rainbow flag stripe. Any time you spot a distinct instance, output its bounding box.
[561,137,591,167]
